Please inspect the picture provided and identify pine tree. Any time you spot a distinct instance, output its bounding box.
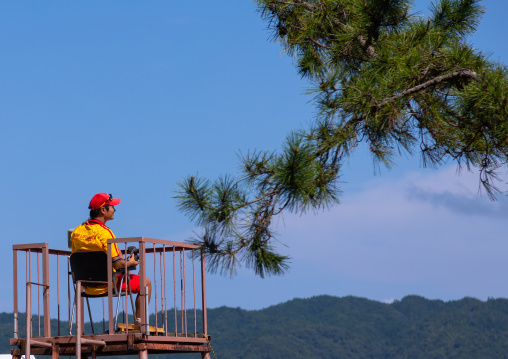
[175,0,508,277]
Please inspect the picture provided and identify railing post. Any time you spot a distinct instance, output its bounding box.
[107,242,114,335]
[42,244,51,337]
[13,249,18,339]
[139,240,147,332]
[145,286,150,336]
[76,281,82,359]
[25,282,31,359]
[200,249,207,336]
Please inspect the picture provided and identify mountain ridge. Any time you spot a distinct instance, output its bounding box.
[3,294,508,358]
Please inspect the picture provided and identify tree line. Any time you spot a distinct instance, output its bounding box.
[3,295,508,358]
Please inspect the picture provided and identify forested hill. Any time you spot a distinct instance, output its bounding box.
[209,295,508,359]
[3,295,508,358]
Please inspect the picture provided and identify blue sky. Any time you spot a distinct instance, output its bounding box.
[1,0,507,313]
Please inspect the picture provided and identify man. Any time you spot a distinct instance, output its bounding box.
[71,192,151,321]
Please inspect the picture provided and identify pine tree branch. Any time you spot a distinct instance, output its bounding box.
[235,190,278,210]
[309,37,331,49]
[178,0,508,277]
[270,0,378,58]
[378,70,478,107]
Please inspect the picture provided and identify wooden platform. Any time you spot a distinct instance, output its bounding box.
[117,322,165,335]
[10,332,211,358]
[11,240,212,358]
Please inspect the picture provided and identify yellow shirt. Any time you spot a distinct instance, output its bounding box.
[71,219,120,295]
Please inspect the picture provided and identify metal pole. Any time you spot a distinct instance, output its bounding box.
[159,251,163,332]
[25,282,31,359]
[57,254,60,336]
[153,243,157,331]
[13,249,18,339]
[103,297,105,334]
[124,242,128,332]
[76,281,82,359]
[145,286,149,336]
[180,250,183,334]
[67,256,72,335]
[42,244,51,337]
[138,349,148,359]
[28,249,31,284]
[193,250,196,336]
[173,247,177,335]
[183,249,187,336]
[139,240,147,333]
[201,249,208,336]
[163,245,167,335]
[107,242,114,335]
[37,252,40,337]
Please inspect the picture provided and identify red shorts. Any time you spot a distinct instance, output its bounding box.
[115,273,140,294]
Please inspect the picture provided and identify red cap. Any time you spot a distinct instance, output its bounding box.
[88,193,121,210]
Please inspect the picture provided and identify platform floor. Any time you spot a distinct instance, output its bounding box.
[10,332,211,358]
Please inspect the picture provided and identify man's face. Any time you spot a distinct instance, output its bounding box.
[102,205,116,222]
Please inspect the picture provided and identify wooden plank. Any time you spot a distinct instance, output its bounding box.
[117,323,165,334]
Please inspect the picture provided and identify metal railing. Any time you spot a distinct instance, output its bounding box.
[12,237,208,356]
[106,237,208,337]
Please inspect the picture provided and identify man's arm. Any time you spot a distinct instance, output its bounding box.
[112,254,138,271]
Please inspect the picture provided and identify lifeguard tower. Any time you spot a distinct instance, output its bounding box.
[10,238,212,358]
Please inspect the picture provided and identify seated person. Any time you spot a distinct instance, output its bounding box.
[71,192,152,321]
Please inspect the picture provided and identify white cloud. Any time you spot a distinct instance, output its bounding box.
[273,166,508,301]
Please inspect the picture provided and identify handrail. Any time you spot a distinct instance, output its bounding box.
[13,238,208,344]
[106,237,207,338]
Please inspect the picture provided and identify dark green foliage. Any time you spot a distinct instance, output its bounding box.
[199,296,508,359]
[175,0,508,276]
[4,296,508,358]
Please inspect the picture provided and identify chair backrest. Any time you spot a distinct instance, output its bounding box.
[69,251,109,287]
